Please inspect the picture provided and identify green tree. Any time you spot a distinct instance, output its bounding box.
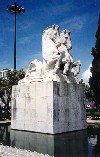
[89,15,100,109]
[0,69,25,119]
[85,85,94,102]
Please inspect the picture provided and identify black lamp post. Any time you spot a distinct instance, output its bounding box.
[7,1,25,70]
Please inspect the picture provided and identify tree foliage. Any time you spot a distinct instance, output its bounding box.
[0,69,25,97]
[0,69,25,120]
[89,15,100,109]
[85,85,94,102]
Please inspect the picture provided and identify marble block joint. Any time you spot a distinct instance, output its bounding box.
[11,82,87,134]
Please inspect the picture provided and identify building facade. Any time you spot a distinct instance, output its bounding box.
[0,69,9,78]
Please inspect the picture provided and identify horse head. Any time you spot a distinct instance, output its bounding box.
[60,29,72,50]
[42,25,59,42]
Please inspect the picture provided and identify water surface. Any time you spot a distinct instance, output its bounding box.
[0,124,100,157]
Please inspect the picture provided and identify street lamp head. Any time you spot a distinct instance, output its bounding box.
[7,2,25,15]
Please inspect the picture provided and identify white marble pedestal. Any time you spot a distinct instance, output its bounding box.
[11,82,87,134]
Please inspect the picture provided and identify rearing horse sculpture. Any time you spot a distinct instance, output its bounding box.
[42,25,81,77]
[18,25,81,84]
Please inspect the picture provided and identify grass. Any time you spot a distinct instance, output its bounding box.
[86,111,100,119]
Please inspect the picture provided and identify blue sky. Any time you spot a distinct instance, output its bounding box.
[0,0,100,81]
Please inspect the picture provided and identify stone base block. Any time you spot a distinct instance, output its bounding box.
[11,82,87,134]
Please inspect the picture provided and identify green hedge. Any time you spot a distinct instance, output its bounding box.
[86,111,100,117]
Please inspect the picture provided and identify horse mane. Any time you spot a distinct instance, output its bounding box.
[42,24,59,36]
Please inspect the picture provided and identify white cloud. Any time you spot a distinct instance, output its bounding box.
[18,35,33,45]
[81,64,92,85]
[18,21,35,31]
[32,1,74,16]
[60,15,87,31]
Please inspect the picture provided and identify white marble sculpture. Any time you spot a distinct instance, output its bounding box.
[12,25,87,135]
[18,25,81,84]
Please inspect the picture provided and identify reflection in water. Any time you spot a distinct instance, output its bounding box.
[88,127,100,157]
[0,123,10,146]
[10,130,88,157]
[0,124,100,157]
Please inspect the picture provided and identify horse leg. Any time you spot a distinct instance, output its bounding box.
[74,65,80,76]
[72,61,81,77]
[53,53,63,73]
[63,61,71,75]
